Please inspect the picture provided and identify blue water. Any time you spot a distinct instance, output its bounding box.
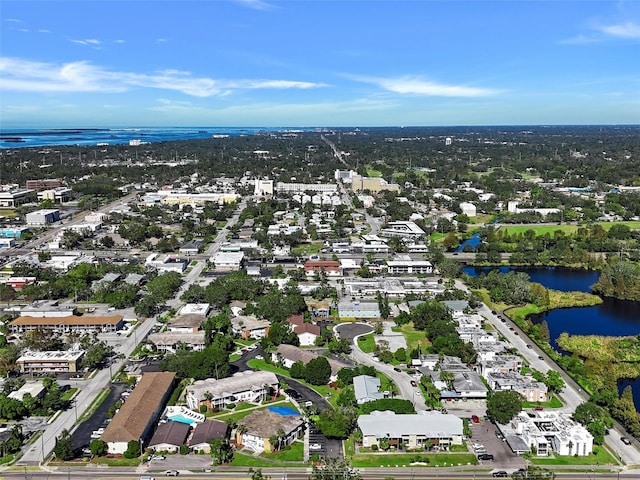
[456,232,482,253]
[463,266,600,293]
[0,126,309,149]
[268,406,300,416]
[168,415,196,425]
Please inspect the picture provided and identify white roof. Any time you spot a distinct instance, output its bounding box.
[358,411,463,438]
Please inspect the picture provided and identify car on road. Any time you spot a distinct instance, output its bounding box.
[393,367,402,372]
[526,344,533,349]
[478,453,494,461]
[621,436,632,445]
[309,443,322,450]
[538,355,544,360]
[410,380,417,387]
[471,415,480,424]
[165,471,179,477]
[492,472,508,478]
[152,455,166,461]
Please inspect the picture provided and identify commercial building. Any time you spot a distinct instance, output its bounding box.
[185,371,279,410]
[386,256,433,275]
[16,350,85,374]
[380,221,425,239]
[0,189,37,208]
[37,187,73,204]
[276,182,337,194]
[254,179,274,196]
[358,411,464,450]
[25,209,60,225]
[101,372,176,454]
[26,178,63,191]
[212,251,245,271]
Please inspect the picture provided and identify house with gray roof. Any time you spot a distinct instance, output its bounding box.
[185,371,279,410]
[189,420,229,453]
[358,410,463,450]
[148,420,190,453]
[353,375,385,404]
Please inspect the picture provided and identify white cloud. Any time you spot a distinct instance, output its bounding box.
[597,21,640,39]
[559,34,600,45]
[69,38,101,47]
[352,75,497,97]
[0,57,327,97]
[38,29,51,34]
[114,39,125,44]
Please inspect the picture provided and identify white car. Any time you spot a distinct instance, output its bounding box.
[309,443,322,450]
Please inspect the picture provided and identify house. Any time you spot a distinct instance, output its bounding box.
[148,421,191,453]
[185,371,279,411]
[353,375,384,404]
[358,411,464,450]
[16,350,85,374]
[101,372,176,454]
[179,240,204,255]
[231,316,270,339]
[271,344,347,382]
[147,332,207,353]
[287,315,320,346]
[236,409,305,453]
[212,251,245,271]
[304,261,342,277]
[189,420,230,453]
[8,381,46,401]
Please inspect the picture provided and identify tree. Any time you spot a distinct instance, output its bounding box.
[210,438,234,465]
[304,357,332,385]
[90,439,106,456]
[486,390,523,424]
[316,406,358,439]
[545,370,565,393]
[53,429,74,461]
[247,468,270,480]
[310,458,361,480]
[289,360,305,379]
[123,439,141,459]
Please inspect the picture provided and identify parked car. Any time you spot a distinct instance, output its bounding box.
[621,436,632,445]
[492,472,508,478]
[526,344,533,349]
[152,455,166,461]
[478,453,494,461]
[165,471,179,477]
[534,406,544,411]
[410,380,417,387]
[471,415,480,424]
[309,443,322,450]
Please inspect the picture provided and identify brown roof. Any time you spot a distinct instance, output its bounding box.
[287,314,304,326]
[148,420,190,448]
[101,372,176,443]
[168,314,205,329]
[293,323,320,336]
[189,420,228,446]
[10,315,123,326]
[238,410,303,439]
[275,344,346,376]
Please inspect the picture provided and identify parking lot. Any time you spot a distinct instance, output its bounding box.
[467,418,526,473]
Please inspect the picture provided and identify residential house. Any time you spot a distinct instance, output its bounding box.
[212,251,245,271]
[486,371,548,403]
[147,332,207,353]
[167,314,205,333]
[353,375,385,404]
[148,421,191,453]
[287,314,320,346]
[231,316,270,339]
[385,256,433,275]
[189,420,230,453]
[271,344,347,382]
[236,409,305,453]
[304,261,342,277]
[179,240,204,255]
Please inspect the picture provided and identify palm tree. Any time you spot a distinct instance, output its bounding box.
[262,384,270,403]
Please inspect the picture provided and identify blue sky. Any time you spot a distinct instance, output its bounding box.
[1,0,639,127]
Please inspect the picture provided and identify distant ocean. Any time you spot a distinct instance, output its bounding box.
[0,126,303,149]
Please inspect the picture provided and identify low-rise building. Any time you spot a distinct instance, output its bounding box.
[10,314,124,334]
[358,411,464,450]
[231,315,270,339]
[236,409,305,453]
[7,381,46,401]
[147,332,207,353]
[337,300,380,320]
[189,420,229,453]
[0,189,37,208]
[287,315,320,346]
[212,251,245,271]
[101,372,176,454]
[167,314,206,333]
[16,350,84,374]
[486,371,548,403]
[148,421,191,453]
[304,261,342,277]
[380,221,425,239]
[353,375,385,404]
[179,240,205,255]
[386,256,433,275]
[25,209,60,225]
[271,344,347,382]
[185,371,279,411]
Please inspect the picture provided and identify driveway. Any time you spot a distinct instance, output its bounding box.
[468,418,526,473]
[334,322,372,341]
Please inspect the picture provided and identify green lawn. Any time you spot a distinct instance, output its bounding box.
[261,441,304,462]
[61,388,78,402]
[357,334,375,353]
[523,395,563,409]
[351,453,477,468]
[247,358,290,376]
[530,446,617,466]
[292,242,323,256]
[229,353,241,362]
[395,322,429,350]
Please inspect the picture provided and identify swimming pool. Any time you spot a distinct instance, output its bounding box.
[168,414,196,425]
[268,406,299,416]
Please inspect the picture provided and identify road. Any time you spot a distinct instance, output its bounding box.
[338,323,428,412]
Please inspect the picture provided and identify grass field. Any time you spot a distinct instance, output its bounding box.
[261,440,304,462]
[499,221,640,237]
[522,395,563,409]
[351,452,477,468]
[395,322,429,351]
[357,334,375,353]
[292,242,323,256]
[530,446,617,466]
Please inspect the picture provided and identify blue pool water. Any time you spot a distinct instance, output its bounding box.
[268,406,299,416]
[168,415,196,425]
